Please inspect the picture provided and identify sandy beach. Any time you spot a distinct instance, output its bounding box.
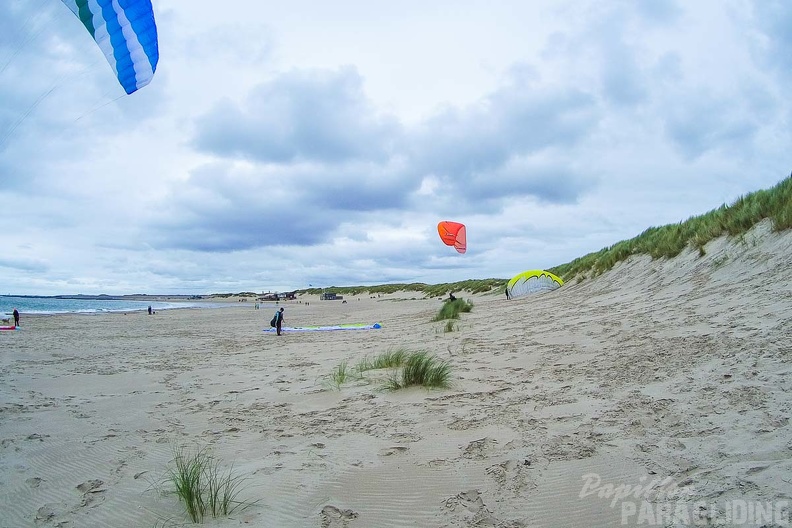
[2,221,791,528]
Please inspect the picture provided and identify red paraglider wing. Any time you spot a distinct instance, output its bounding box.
[454,225,466,254]
[438,221,466,254]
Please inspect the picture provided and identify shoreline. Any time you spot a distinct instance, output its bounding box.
[3,297,285,318]
[4,291,430,319]
[13,304,249,318]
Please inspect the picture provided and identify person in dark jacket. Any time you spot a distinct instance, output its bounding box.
[13,308,20,327]
[274,307,285,336]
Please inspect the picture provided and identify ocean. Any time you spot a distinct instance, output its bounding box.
[0,296,235,317]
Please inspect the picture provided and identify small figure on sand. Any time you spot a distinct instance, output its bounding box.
[148,305,152,315]
[13,308,20,327]
[448,292,456,302]
[274,307,284,336]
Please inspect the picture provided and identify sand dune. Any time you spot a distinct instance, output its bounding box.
[1,220,791,527]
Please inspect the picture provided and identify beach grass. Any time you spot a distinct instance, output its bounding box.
[433,298,473,321]
[169,445,205,523]
[334,349,452,390]
[205,460,249,518]
[299,278,507,298]
[329,360,352,389]
[166,444,251,523]
[549,175,792,281]
[356,348,409,372]
[386,351,451,390]
[443,320,456,333]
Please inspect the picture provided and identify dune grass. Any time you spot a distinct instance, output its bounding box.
[331,349,452,390]
[356,348,410,373]
[433,298,473,321]
[169,445,206,523]
[328,360,352,389]
[386,351,451,390]
[443,320,457,333]
[165,444,251,523]
[298,278,507,298]
[549,175,792,281]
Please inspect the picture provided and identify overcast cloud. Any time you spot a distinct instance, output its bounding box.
[1,0,790,295]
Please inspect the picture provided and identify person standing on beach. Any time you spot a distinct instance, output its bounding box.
[274,307,285,336]
[13,308,19,327]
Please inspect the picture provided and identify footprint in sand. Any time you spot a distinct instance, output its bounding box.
[320,505,358,527]
[449,489,485,512]
[485,459,537,495]
[378,445,408,456]
[26,477,44,488]
[461,437,498,459]
[76,479,104,493]
[443,489,527,527]
[77,479,107,508]
[35,502,66,523]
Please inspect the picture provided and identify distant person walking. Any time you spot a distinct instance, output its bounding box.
[274,307,285,336]
[13,308,20,326]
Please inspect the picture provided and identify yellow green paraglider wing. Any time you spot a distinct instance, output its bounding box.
[506,270,563,299]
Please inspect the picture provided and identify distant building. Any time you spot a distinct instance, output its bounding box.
[257,290,297,301]
[258,293,279,301]
[320,292,343,300]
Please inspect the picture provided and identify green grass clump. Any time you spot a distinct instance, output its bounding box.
[356,348,409,372]
[387,352,451,390]
[443,320,456,333]
[433,298,473,321]
[332,349,452,391]
[166,444,251,523]
[170,445,206,523]
[329,361,352,389]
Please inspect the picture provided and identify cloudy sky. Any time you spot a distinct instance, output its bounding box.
[1,0,790,295]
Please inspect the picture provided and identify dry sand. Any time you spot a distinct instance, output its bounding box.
[1,221,791,528]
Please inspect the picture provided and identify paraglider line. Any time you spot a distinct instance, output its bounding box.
[0,0,53,76]
[73,93,127,123]
[0,84,58,149]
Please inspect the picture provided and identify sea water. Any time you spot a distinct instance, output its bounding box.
[0,296,230,317]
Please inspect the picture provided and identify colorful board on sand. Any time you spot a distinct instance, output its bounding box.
[0,326,17,331]
[263,323,381,333]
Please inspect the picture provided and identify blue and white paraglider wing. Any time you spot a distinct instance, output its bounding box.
[61,0,159,94]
